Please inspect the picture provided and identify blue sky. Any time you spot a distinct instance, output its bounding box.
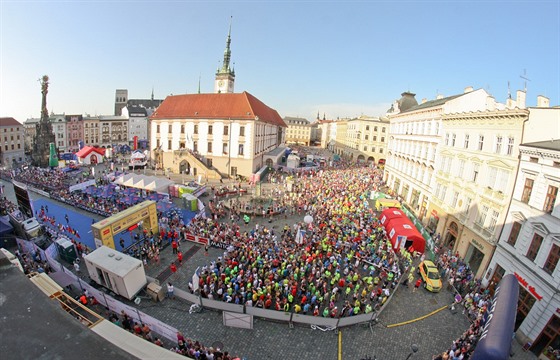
[1,1,559,123]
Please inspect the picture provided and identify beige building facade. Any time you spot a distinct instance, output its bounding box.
[284,117,312,146]
[0,117,26,168]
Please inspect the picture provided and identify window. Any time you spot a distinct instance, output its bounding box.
[363,146,367,151]
[529,157,538,163]
[207,142,212,153]
[240,126,245,137]
[507,222,522,246]
[458,159,466,178]
[238,144,244,155]
[472,163,480,182]
[11,144,14,150]
[230,166,237,176]
[487,167,498,189]
[207,159,212,168]
[223,142,228,154]
[440,186,448,202]
[463,197,472,216]
[179,142,185,149]
[543,185,558,213]
[507,137,514,155]
[224,125,229,136]
[156,125,160,133]
[366,126,370,131]
[445,133,450,145]
[464,134,470,149]
[451,133,456,147]
[488,210,500,232]
[382,127,386,133]
[379,148,383,154]
[372,146,376,152]
[478,135,484,151]
[526,233,543,261]
[194,125,198,134]
[168,140,172,150]
[374,126,378,131]
[543,244,560,275]
[495,136,503,154]
[181,125,185,134]
[381,137,385,142]
[451,191,459,208]
[373,136,377,141]
[168,125,172,133]
[521,178,534,203]
[193,141,198,152]
[365,135,369,140]
[476,205,489,227]
[208,125,213,135]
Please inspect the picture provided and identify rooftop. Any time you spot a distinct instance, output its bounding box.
[521,139,560,152]
[0,253,134,360]
[0,117,23,127]
[150,91,286,128]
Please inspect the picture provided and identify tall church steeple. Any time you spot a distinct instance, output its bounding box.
[215,17,235,94]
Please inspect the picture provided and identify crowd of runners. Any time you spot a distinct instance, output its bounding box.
[0,149,497,359]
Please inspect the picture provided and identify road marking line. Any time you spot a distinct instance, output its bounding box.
[338,329,342,360]
[386,305,448,328]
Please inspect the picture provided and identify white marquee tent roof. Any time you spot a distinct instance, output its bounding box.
[113,174,173,193]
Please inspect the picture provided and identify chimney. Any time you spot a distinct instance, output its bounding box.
[536,95,550,108]
[436,94,444,100]
[516,90,526,109]
[421,98,427,104]
[464,86,474,93]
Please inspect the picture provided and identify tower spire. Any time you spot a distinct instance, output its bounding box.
[198,74,201,94]
[214,16,235,94]
[221,16,233,73]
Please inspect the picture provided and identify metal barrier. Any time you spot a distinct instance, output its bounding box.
[200,297,244,313]
[292,313,338,328]
[245,306,293,322]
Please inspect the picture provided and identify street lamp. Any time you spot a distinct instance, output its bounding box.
[405,344,419,360]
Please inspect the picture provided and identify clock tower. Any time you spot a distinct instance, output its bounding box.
[215,19,235,94]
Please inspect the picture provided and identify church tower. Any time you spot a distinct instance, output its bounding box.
[214,18,235,94]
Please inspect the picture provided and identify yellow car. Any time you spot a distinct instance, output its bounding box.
[418,260,442,292]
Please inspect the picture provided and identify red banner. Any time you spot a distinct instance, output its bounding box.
[133,136,138,150]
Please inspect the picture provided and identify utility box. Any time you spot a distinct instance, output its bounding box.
[83,246,147,300]
[146,282,164,302]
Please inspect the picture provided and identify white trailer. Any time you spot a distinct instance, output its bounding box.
[83,246,147,300]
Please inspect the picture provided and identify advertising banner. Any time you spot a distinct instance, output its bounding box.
[49,143,58,167]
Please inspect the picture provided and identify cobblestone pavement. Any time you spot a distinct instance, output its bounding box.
[1,173,538,360]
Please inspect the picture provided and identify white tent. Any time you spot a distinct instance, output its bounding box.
[130,151,146,160]
[113,174,173,193]
[114,173,135,186]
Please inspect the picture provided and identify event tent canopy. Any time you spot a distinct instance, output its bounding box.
[113,174,173,193]
[380,208,406,226]
[381,210,426,254]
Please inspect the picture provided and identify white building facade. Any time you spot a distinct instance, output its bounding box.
[486,139,560,358]
[149,92,286,179]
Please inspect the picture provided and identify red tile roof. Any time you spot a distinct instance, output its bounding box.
[0,117,23,127]
[150,91,286,127]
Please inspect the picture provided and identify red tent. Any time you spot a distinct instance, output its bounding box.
[385,217,426,254]
[380,208,406,227]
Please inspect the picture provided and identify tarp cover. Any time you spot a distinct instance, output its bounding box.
[471,274,519,360]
